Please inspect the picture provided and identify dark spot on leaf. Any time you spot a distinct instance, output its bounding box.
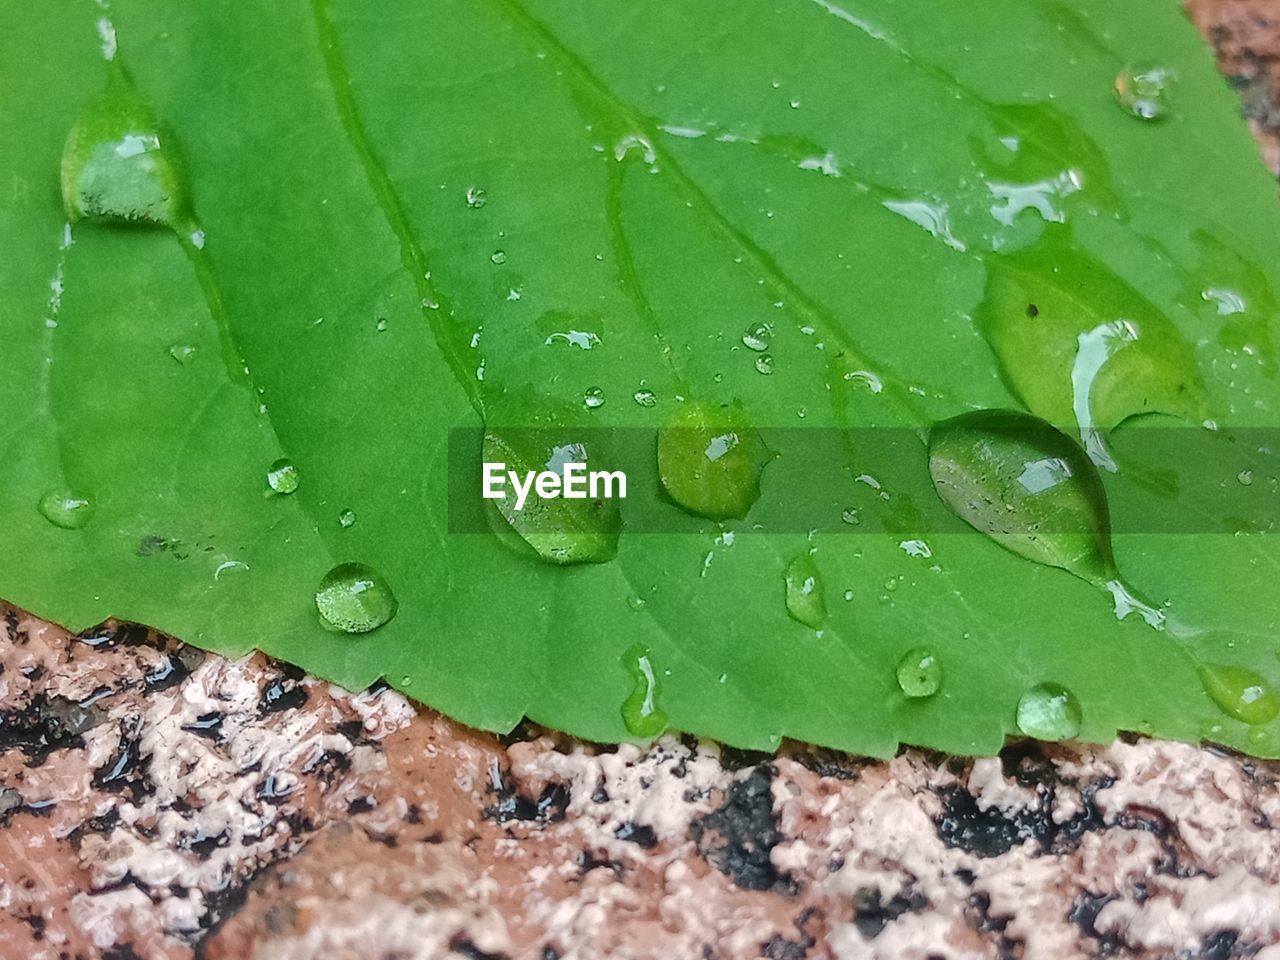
[1025,302,1039,318]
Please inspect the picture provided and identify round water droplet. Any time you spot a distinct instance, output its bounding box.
[742,322,771,352]
[840,507,861,526]
[754,354,775,375]
[1199,664,1279,725]
[842,589,854,602]
[657,403,769,520]
[466,186,487,208]
[1238,469,1254,486]
[626,594,647,611]
[784,552,825,628]
[38,489,94,530]
[583,386,605,409]
[266,458,300,495]
[1115,63,1175,120]
[1015,682,1082,741]
[633,389,657,408]
[490,250,507,265]
[895,647,942,698]
[338,508,356,528]
[168,343,196,364]
[376,317,388,332]
[620,643,667,738]
[315,562,397,634]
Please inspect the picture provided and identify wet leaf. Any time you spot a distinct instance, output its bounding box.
[4,0,1280,757]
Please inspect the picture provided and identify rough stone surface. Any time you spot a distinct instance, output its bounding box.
[7,3,1280,957]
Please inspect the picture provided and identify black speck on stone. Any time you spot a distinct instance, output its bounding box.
[692,765,794,894]
[541,947,561,960]
[486,779,569,825]
[92,718,152,803]
[1198,930,1253,960]
[259,679,308,715]
[613,821,658,849]
[181,712,224,741]
[854,887,928,939]
[0,692,90,766]
[936,785,1036,858]
[717,744,773,772]
[1068,891,1122,957]
[145,653,192,692]
[75,622,150,649]
[347,796,375,814]
[448,933,510,960]
[102,945,144,960]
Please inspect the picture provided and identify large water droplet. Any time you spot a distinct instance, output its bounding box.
[483,426,620,565]
[1015,682,1082,741]
[657,402,769,520]
[621,643,668,738]
[490,250,508,265]
[632,388,657,408]
[38,489,94,530]
[1199,664,1279,725]
[896,648,942,698]
[784,552,825,628]
[338,508,356,528]
[583,386,606,410]
[1115,63,1175,121]
[929,409,1115,585]
[266,458,300,495]
[754,354,775,375]
[315,562,397,634]
[741,322,772,352]
[61,65,189,228]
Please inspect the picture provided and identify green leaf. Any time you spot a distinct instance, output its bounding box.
[4,0,1280,757]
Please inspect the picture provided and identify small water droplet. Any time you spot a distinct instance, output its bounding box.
[843,369,883,393]
[626,594,647,611]
[840,507,861,526]
[1115,63,1175,120]
[1015,682,1082,741]
[1199,664,1279,725]
[1238,469,1255,486]
[895,648,942,698]
[784,552,826,628]
[266,458,300,495]
[315,562,397,634]
[400,674,413,687]
[621,643,667,738]
[742,322,771,351]
[754,354,775,375]
[466,186,487,208]
[583,386,605,409]
[38,489,94,530]
[168,343,196,364]
[376,317,388,332]
[490,249,507,265]
[842,589,854,602]
[632,389,657,408]
[338,508,356,529]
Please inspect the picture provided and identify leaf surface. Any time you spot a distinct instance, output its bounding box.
[3,0,1280,756]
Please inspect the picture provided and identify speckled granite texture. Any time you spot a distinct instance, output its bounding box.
[3,605,1280,960]
[6,2,1280,957]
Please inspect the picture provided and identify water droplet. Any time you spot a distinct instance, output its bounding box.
[466,186,487,208]
[376,317,388,332]
[38,489,94,530]
[898,539,933,559]
[1238,469,1255,487]
[657,402,769,520]
[843,369,883,393]
[315,562,397,634]
[840,507,861,526]
[929,410,1115,586]
[1015,682,1082,741]
[338,508,356,528]
[490,250,507,265]
[545,330,600,350]
[621,643,667,738]
[1115,63,1175,121]
[61,65,189,228]
[784,552,826,629]
[483,425,620,565]
[754,354,775,375]
[741,322,771,351]
[842,589,854,602]
[895,648,942,698]
[168,343,196,364]
[583,386,605,409]
[266,458,300,495]
[626,594,647,611]
[633,389,657,407]
[1199,664,1279,725]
